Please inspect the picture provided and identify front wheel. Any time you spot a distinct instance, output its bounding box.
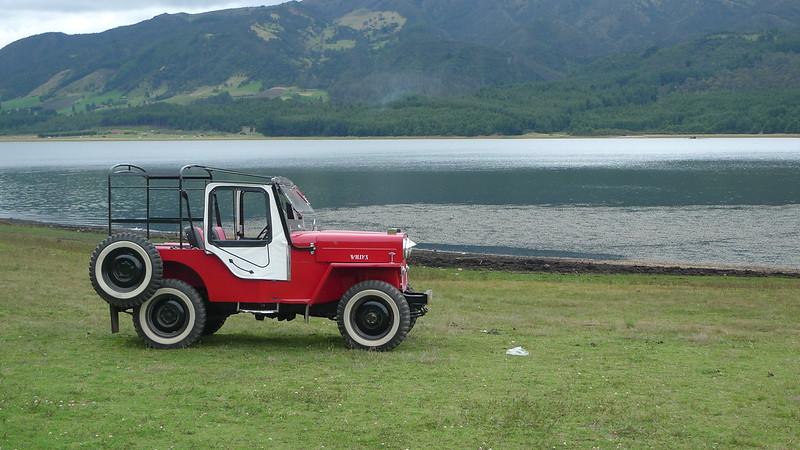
[337,281,411,351]
[133,279,207,349]
[202,315,228,336]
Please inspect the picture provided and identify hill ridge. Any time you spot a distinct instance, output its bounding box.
[2,0,800,108]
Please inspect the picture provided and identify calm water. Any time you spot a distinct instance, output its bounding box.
[1,138,799,268]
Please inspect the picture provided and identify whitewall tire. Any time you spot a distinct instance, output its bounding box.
[337,280,411,351]
[89,233,162,309]
[133,279,206,349]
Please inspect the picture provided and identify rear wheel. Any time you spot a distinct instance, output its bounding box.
[133,279,206,349]
[89,233,162,309]
[337,281,411,351]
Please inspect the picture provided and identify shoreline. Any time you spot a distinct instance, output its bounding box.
[3,217,797,278]
[411,249,800,278]
[1,131,800,142]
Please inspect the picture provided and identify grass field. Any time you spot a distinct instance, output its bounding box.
[0,96,41,111]
[67,91,127,114]
[0,224,798,448]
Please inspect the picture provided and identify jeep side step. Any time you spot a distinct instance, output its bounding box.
[237,302,280,315]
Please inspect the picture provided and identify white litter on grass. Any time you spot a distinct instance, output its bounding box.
[506,346,529,356]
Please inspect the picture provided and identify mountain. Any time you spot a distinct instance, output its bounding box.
[1,0,800,111]
[4,30,800,137]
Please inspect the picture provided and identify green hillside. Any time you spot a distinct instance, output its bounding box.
[1,1,800,136]
[2,0,800,108]
[3,31,800,136]
[0,2,531,108]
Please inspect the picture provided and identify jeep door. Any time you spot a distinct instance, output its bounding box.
[203,182,289,280]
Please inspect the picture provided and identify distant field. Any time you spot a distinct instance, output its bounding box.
[279,86,329,101]
[67,90,126,114]
[228,81,263,97]
[0,96,41,111]
[2,81,325,115]
[0,224,798,448]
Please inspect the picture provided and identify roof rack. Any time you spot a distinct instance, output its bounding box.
[178,164,276,183]
[107,163,277,245]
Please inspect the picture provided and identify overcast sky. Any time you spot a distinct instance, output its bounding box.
[0,1,289,49]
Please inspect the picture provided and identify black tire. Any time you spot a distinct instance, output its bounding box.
[132,279,207,349]
[89,233,163,309]
[203,315,228,336]
[337,280,411,351]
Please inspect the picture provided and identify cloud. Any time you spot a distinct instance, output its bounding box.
[0,1,288,49]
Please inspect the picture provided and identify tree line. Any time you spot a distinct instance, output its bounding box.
[3,86,799,137]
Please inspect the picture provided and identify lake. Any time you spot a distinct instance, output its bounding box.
[1,138,799,268]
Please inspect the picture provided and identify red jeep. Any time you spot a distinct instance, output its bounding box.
[88,164,430,351]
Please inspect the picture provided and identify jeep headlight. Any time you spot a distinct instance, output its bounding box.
[404,237,417,260]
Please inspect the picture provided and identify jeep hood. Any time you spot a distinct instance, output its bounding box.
[292,230,412,264]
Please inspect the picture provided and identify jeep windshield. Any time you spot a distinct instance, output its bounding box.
[276,179,316,232]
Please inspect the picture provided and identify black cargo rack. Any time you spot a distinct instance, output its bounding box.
[107,163,276,246]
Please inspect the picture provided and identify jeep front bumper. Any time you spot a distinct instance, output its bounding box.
[404,289,431,318]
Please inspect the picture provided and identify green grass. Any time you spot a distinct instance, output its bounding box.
[61,91,127,115]
[279,87,329,101]
[229,81,263,98]
[165,81,266,104]
[164,86,223,105]
[0,96,41,111]
[1,224,799,448]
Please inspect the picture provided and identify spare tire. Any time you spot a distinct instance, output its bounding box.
[89,233,163,309]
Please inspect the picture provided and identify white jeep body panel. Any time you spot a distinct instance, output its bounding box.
[203,182,289,281]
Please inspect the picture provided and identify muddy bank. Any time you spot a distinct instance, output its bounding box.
[410,249,800,278]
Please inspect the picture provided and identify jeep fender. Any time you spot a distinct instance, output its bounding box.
[310,263,404,304]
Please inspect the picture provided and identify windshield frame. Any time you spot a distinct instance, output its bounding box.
[275,179,316,232]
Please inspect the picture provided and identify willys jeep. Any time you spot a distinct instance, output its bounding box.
[88,164,430,351]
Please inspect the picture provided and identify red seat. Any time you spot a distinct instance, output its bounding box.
[212,226,227,241]
[184,226,205,249]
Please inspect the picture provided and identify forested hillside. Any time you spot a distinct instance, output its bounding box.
[2,31,799,136]
[1,0,799,136]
